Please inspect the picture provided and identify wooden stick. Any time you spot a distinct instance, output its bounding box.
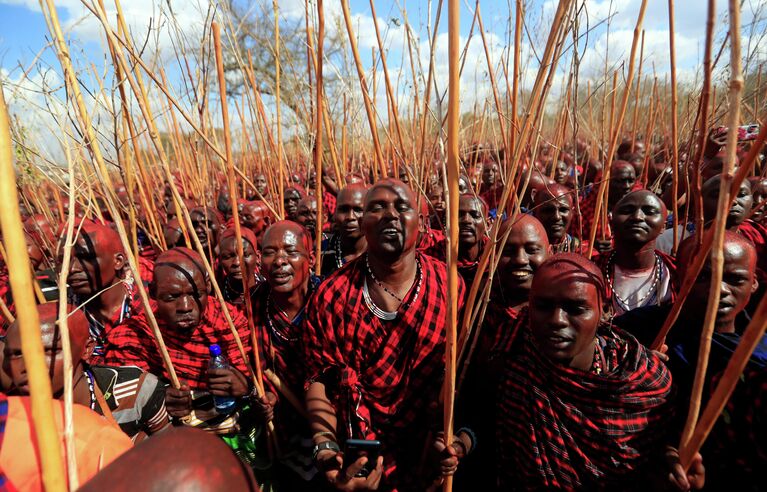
[679,0,742,451]
[264,369,309,420]
[212,22,266,397]
[586,0,648,257]
[314,0,324,277]
[692,0,716,245]
[56,118,79,490]
[44,0,180,389]
[631,30,645,149]
[274,0,285,218]
[652,121,767,351]
[0,81,66,492]
[443,0,460,490]
[369,0,406,162]
[668,0,680,253]
[679,290,767,470]
[340,0,385,175]
[510,0,522,157]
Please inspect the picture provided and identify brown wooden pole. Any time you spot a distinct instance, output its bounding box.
[0,73,66,492]
[679,0,742,451]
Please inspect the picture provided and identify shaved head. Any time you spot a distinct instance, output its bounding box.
[365,178,416,207]
[263,220,312,253]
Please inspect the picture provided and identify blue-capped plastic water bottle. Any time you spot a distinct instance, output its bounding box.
[209,344,236,414]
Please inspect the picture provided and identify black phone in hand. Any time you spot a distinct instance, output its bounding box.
[344,439,382,478]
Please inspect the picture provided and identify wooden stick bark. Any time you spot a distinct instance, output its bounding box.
[314,0,325,277]
[212,22,266,397]
[0,76,66,492]
[679,0,742,451]
[340,0,385,175]
[668,0,680,253]
[44,0,180,389]
[586,0,648,257]
[679,290,767,470]
[443,0,460,490]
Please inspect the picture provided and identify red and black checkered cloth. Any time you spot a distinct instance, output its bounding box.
[497,327,673,489]
[422,236,488,287]
[323,190,337,217]
[250,284,305,422]
[302,252,464,487]
[102,297,250,390]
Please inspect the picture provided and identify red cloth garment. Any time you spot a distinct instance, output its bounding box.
[480,185,503,211]
[737,219,767,283]
[417,226,445,253]
[103,297,250,389]
[302,253,464,489]
[497,327,674,490]
[323,190,337,217]
[137,256,154,286]
[570,186,598,241]
[422,237,487,287]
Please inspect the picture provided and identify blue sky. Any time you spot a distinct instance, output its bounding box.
[0,0,765,158]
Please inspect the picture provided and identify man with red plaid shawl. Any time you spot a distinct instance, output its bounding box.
[303,179,474,491]
[103,247,256,435]
[497,253,687,490]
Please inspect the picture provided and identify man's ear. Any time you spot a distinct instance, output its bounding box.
[114,252,126,275]
[751,277,759,295]
[308,250,316,269]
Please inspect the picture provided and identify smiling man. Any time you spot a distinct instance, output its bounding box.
[497,253,679,490]
[303,178,473,491]
[603,190,675,315]
[321,184,368,277]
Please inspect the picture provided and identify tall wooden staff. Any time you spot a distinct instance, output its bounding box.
[314,0,325,276]
[679,0,742,451]
[41,0,180,391]
[586,0,648,257]
[274,0,285,218]
[212,22,266,397]
[442,0,460,490]
[668,0,680,253]
[0,82,66,492]
[341,0,385,176]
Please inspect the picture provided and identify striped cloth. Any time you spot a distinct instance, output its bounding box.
[497,327,674,490]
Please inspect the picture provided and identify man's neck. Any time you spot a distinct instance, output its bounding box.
[458,241,481,263]
[92,280,125,323]
[271,282,309,320]
[613,242,657,270]
[340,234,367,258]
[368,248,418,286]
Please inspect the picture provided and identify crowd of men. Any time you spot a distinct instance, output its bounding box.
[0,133,765,491]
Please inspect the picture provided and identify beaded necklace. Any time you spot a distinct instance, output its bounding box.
[266,297,299,343]
[84,369,96,410]
[605,251,662,311]
[362,254,423,320]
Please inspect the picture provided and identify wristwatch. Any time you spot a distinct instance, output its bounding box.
[312,440,341,461]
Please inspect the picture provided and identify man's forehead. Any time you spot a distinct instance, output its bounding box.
[366,180,414,203]
[263,222,308,250]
